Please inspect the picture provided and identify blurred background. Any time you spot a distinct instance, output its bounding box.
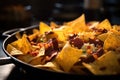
[0,0,120,33]
[0,1,120,79]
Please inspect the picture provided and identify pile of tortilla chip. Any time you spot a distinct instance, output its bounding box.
[6,14,120,75]
[82,29,120,75]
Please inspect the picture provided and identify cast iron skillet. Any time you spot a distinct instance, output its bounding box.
[0,24,116,80]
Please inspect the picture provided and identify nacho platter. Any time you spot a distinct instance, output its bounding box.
[3,14,120,75]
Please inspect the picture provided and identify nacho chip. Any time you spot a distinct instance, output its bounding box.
[17,54,35,63]
[97,33,108,42]
[20,34,32,54]
[53,28,66,42]
[29,47,45,65]
[34,62,63,72]
[29,56,44,65]
[32,28,39,33]
[39,22,51,34]
[99,29,120,41]
[65,14,86,27]
[110,29,120,36]
[103,32,120,50]
[65,14,89,32]
[83,51,120,75]
[63,25,74,35]
[15,32,22,39]
[50,21,60,29]
[45,31,58,41]
[96,19,112,31]
[55,42,82,72]
[28,31,40,41]
[18,46,45,64]
[11,39,22,50]
[113,25,120,31]
[7,44,23,55]
[79,32,96,41]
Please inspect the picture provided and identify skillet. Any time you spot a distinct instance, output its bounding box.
[0,24,117,80]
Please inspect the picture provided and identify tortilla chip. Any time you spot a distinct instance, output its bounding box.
[109,29,120,36]
[20,34,32,54]
[29,47,45,65]
[34,62,63,72]
[29,56,43,65]
[66,14,86,27]
[113,25,120,31]
[50,21,60,29]
[15,32,22,39]
[17,54,35,63]
[79,32,96,41]
[11,34,32,54]
[63,25,74,35]
[53,29,66,42]
[83,51,120,75]
[45,31,58,41]
[18,46,45,63]
[39,22,51,34]
[103,32,120,50]
[97,33,108,42]
[55,42,82,72]
[65,14,89,32]
[32,29,39,33]
[28,31,39,41]
[7,44,23,55]
[11,39,22,50]
[96,19,112,31]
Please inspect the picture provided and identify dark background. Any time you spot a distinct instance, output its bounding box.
[0,0,120,80]
[0,0,120,33]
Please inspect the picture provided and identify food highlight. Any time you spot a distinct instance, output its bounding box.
[7,14,120,75]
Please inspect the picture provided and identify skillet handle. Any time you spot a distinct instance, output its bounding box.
[0,57,12,65]
[2,28,25,37]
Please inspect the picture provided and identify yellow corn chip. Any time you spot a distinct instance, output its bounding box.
[65,14,89,32]
[103,32,120,50]
[17,54,35,63]
[53,29,66,42]
[7,44,23,55]
[96,19,112,31]
[28,31,39,41]
[11,39,22,50]
[20,34,32,54]
[15,32,22,39]
[55,42,82,72]
[39,22,51,34]
[97,33,108,42]
[113,25,120,31]
[50,21,60,29]
[83,51,120,75]
[66,14,86,27]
